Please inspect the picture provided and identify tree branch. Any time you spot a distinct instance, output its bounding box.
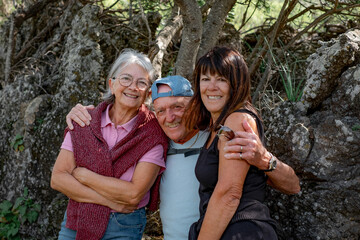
[284,3,360,50]
[240,0,251,28]
[105,0,121,11]
[238,0,257,31]
[173,0,202,79]
[149,9,183,78]
[13,0,56,29]
[252,0,291,102]
[138,0,152,47]
[197,0,237,60]
[200,0,216,14]
[248,0,298,78]
[286,5,324,23]
[13,17,59,64]
[4,14,14,87]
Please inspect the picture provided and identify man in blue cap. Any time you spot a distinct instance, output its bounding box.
[66,75,300,240]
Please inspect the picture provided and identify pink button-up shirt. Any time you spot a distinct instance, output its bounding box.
[61,105,165,208]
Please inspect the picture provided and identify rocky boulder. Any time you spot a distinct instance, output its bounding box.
[264,29,360,239]
[0,1,159,238]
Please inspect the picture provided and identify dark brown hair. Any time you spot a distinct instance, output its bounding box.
[184,46,258,131]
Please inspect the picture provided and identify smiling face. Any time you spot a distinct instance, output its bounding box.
[109,63,150,112]
[200,71,231,121]
[153,85,192,142]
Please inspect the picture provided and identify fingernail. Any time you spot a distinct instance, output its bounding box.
[224,154,230,158]
[80,122,85,127]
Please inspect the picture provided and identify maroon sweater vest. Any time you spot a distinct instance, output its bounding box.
[64,102,168,240]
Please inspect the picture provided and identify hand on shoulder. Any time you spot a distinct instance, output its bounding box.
[66,103,94,130]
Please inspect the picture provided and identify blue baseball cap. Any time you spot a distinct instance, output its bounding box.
[151,75,193,103]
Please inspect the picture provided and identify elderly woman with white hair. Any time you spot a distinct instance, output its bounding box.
[51,49,168,240]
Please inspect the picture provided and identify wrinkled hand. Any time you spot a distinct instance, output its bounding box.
[72,167,92,184]
[224,120,269,170]
[66,104,94,130]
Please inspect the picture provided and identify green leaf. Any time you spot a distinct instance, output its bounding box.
[0,200,13,212]
[0,223,9,235]
[352,124,360,131]
[19,145,25,152]
[26,210,39,223]
[33,204,41,212]
[15,134,22,140]
[6,222,19,237]
[23,187,28,198]
[18,205,27,217]
[13,142,19,150]
[4,212,19,223]
[25,198,34,206]
[13,197,24,210]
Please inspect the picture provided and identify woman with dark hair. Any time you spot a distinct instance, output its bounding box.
[185,46,278,239]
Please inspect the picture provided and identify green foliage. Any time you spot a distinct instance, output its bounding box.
[33,118,44,131]
[0,188,41,240]
[101,0,173,33]
[278,59,306,102]
[265,38,305,102]
[10,134,24,152]
[231,0,275,32]
[197,0,206,6]
[352,124,360,131]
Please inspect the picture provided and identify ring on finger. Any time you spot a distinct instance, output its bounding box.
[240,146,243,152]
[239,152,242,160]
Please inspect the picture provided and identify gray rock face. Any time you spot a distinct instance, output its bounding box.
[0,2,160,238]
[302,29,360,111]
[0,1,359,239]
[264,29,360,239]
[0,3,104,238]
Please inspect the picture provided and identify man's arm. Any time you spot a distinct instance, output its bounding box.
[223,120,300,194]
[262,154,300,194]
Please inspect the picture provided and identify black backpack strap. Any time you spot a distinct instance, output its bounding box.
[167,147,202,157]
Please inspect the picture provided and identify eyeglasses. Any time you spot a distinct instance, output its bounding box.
[112,74,150,90]
[217,125,235,140]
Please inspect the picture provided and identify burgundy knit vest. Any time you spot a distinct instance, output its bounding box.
[64,102,168,240]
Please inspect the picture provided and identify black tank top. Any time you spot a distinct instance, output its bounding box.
[195,109,273,220]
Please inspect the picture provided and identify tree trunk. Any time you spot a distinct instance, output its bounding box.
[173,0,202,80]
[197,0,237,60]
[150,5,183,78]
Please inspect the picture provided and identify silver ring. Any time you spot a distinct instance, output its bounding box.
[240,152,242,159]
[240,146,243,152]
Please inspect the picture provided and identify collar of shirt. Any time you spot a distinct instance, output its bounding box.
[174,129,199,144]
[101,104,138,132]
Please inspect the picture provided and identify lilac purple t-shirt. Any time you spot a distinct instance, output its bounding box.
[61,104,165,209]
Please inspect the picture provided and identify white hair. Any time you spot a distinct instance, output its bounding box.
[102,48,155,103]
